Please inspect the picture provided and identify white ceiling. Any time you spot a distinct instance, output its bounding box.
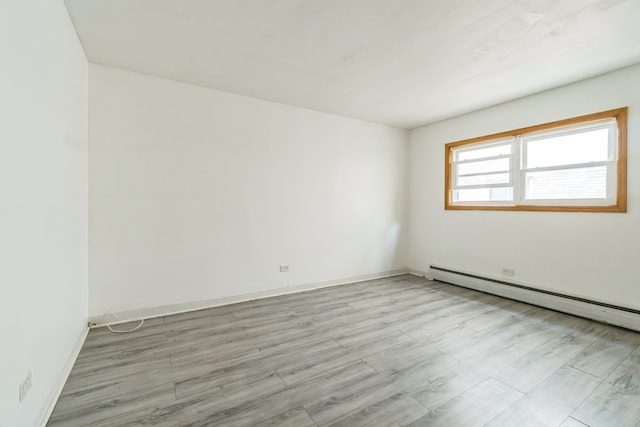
[65,0,640,129]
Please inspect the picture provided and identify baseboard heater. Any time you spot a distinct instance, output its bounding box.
[428,265,640,332]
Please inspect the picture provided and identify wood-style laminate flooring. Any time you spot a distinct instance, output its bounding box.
[49,275,640,426]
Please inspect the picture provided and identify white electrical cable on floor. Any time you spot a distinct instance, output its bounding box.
[103,311,144,334]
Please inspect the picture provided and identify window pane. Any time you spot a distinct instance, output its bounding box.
[456,143,511,161]
[525,128,609,169]
[456,157,510,175]
[524,166,607,200]
[454,187,513,202]
[457,173,509,187]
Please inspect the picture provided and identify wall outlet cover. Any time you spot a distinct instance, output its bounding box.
[502,268,515,277]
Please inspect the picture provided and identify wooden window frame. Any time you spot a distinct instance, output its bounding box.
[444,107,628,212]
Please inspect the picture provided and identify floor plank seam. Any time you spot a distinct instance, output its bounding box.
[564,363,609,382]
[303,406,320,427]
[568,415,591,426]
[359,358,380,374]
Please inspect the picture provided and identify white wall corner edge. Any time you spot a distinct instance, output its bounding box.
[88,268,410,327]
[428,267,640,332]
[38,325,89,427]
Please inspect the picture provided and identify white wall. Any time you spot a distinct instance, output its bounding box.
[0,1,88,426]
[89,64,408,317]
[409,64,640,310]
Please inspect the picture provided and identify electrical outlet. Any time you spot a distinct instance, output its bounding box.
[19,371,32,402]
[502,268,515,277]
[279,265,289,272]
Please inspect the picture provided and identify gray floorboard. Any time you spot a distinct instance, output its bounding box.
[49,275,640,426]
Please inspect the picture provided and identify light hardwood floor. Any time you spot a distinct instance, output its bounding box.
[49,275,640,426]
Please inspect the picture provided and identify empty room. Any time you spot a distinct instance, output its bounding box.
[3,0,640,426]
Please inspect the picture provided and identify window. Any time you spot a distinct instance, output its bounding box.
[445,108,627,212]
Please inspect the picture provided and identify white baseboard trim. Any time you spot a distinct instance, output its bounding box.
[39,324,89,427]
[408,269,434,280]
[89,268,410,327]
[428,265,640,332]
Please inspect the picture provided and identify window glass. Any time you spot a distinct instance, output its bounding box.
[454,187,513,202]
[456,143,511,161]
[524,127,610,169]
[457,173,510,187]
[457,158,510,176]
